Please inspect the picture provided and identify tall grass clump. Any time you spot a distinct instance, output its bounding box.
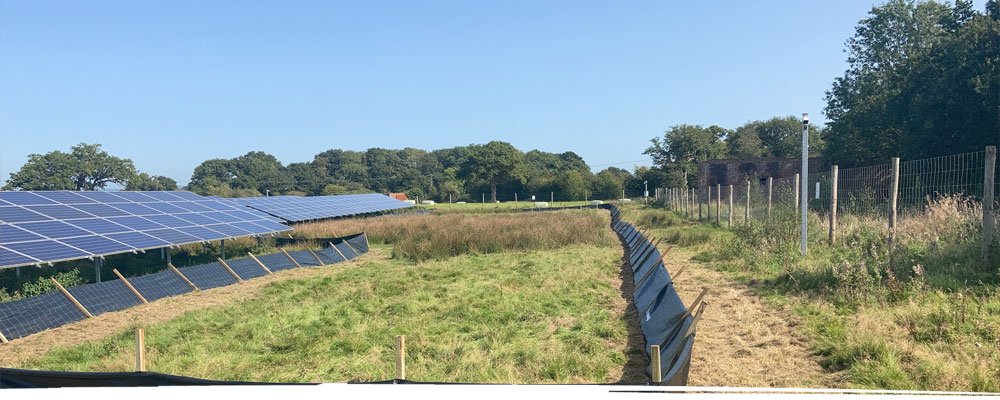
[293,211,616,262]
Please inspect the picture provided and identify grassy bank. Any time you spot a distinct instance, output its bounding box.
[15,244,631,383]
[623,198,999,391]
[293,210,616,262]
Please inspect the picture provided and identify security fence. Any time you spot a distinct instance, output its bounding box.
[659,146,998,267]
[0,233,370,342]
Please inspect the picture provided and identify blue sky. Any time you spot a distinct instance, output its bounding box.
[1,1,900,186]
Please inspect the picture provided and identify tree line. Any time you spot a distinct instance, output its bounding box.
[646,0,998,182]
[4,141,665,202]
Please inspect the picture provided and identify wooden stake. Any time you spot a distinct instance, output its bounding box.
[168,263,198,291]
[684,302,709,338]
[343,241,361,260]
[307,248,325,265]
[0,329,8,344]
[635,246,674,288]
[715,184,721,224]
[51,278,93,318]
[328,242,348,262]
[363,231,370,252]
[650,344,662,383]
[395,334,406,380]
[280,248,303,268]
[135,327,146,372]
[670,263,688,282]
[113,269,148,304]
[217,258,243,283]
[247,252,272,274]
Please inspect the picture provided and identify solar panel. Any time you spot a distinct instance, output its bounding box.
[231,193,414,223]
[0,191,292,269]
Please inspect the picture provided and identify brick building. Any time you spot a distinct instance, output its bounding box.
[697,157,825,187]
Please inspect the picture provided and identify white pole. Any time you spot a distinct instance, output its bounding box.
[801,113,809,256]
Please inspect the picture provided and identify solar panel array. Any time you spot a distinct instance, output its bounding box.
[0,191,292,269]
[231,193,414,223]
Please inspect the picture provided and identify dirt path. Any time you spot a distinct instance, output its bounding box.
[0,250,384,367]
[664,248,843,388]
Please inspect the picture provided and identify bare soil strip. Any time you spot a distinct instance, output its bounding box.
[665,249,843,388]
[0,250,379,367]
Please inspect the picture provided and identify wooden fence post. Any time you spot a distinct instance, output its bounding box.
[113,269,148,304]
[984,146,996,270]
[395,335,406,380]
[650,345,662,383]
[889,157,900,248]
[716,184,721,224]
[728,185,734,228]
[830,165,839,244]
[135,327,146,372]
[745,181,751,223]
[767,177,773,218]
[698,188,703,221]
[794,173,800,213]
[51,278,93,318]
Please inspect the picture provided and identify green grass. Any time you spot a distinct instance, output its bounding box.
[624,202,1000,392]
[422,200,595,213]
[17,244,630,383]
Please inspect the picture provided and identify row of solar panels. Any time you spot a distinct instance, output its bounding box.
[0,191,414,269]
[0,191,292,269]
[229,193,414,223]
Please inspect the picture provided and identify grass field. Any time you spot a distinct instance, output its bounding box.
[8,209,642,384]
[622,200,1000,392]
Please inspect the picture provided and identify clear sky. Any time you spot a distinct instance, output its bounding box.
[1,0,899,187]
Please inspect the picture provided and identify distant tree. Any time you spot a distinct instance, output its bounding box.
[644,125,728,187]
[726,122,765,158]
[126,173,178,191]
[591,170,625,200]
[462,141,527,202]
[5,143,136,190]
[556,170,588,201]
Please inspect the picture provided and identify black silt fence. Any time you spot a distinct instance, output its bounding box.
[0,233,370,342]
[607,204,696,386]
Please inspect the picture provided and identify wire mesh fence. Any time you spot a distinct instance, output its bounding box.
[657,147,998,263]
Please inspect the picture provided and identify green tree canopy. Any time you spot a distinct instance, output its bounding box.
[125,173,178,191]
[461,141,527,202]
[823,0,998,166]
[5,143,136,190]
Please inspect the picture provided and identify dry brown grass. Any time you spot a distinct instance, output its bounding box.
[292,211,617,262]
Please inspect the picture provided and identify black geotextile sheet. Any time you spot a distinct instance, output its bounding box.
[0,368,308,388]
[607,205,695,385]
[334,241,358,261]
[0,233,369,342]
[67,279,143,316]
[224,257,268,280]
[0,291,87,340]
[177,262,238,290]
[128,269,193,302]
